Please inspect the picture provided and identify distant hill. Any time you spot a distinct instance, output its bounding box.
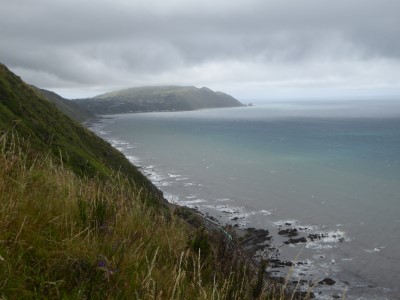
[0,63,162,201]
[0,63,268,298]
[76,86,244,115]
[33,87,94,123]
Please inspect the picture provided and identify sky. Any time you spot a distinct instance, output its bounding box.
[1,0,400,101]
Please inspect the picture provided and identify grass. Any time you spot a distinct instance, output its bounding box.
[32,86,94,123]
[0,132,289,299]
[0,63,162,204]
[0,63,313,299]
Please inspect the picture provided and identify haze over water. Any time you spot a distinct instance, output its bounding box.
[90,100,400,299]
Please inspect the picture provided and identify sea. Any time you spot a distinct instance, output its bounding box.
[88,99,400,299]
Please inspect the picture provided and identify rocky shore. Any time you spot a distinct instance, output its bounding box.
[181,206,348,299]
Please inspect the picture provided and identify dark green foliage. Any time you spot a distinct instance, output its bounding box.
[78,198,89,226]
[78,197,110,231]
[252,260,268,299]
[189,228,211,260]
[174,206,204,228]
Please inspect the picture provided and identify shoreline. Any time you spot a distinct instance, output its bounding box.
[171,204,319,299]
[85,114,395,299]
[84,117,322,296]
[187,206,346,299]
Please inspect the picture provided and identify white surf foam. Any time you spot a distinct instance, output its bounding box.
[364,248,381,253]
[176,177,189,181]
[216,198,231,202]
[126,155,141,163]
[306,243,334,250]
[180,199,207,205]
[272,219,299,226]
[168,173,181,178]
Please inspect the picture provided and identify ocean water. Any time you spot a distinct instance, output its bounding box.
[89,100,400,299]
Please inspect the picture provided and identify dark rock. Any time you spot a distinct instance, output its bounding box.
[278,228,299,237]
[269,258,293,268]
[248,228,269,235]
[284,237,307,244]
[308,233,328,241]
[318,278,336,285]
[285,222,292,226]
[280,260,293,267]
[241,234,271,246]
[292,291,315,298]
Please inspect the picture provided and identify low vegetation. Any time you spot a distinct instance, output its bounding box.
[0,63,161,198]
[0,64,307,298]
[0,132,280,299]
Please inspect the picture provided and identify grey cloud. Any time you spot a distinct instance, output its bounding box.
[1,0,400,98]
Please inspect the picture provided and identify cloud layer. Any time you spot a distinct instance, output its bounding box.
[1,0,400,99]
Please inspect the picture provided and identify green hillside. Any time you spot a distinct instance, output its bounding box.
[0,63,287,299]
[33,86,94,123]
[76,85,244,114]
[0,64,162,201]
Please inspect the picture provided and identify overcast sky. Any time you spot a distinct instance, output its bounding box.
[1,0,400,100]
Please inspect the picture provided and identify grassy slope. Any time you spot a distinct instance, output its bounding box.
[0,64,162,203]
[33,86,94,123]
[0,64,294,299]
[76,86,243,115]
[0,64,284,299]
[0,133,261,299]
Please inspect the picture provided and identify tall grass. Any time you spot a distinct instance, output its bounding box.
[0,132,295,299]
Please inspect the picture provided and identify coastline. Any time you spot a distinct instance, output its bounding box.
[85,119,346,299]
[189,206,347,299]
[85,113,397,299]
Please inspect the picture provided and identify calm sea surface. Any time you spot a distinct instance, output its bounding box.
[90,100,400,299]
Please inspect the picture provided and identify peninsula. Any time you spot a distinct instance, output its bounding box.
[75,85,244,115]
